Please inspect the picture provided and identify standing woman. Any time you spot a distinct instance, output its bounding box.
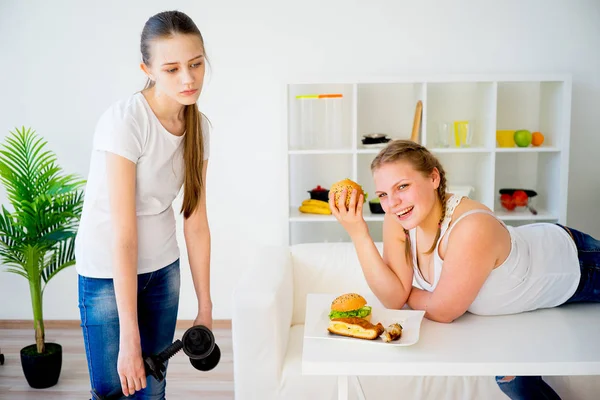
[75,10,212,399]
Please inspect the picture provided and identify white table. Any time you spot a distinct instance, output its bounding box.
[301,293,600,400]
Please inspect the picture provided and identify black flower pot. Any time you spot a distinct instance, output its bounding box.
[20,343,62,389]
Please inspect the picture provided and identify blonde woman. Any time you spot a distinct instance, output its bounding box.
[330,139,599,400]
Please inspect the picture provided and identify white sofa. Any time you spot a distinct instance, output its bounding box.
[231,242,598,400]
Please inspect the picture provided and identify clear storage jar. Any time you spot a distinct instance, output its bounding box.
[296,94,344,150]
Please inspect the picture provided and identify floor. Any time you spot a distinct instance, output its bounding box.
[0,327,234,399]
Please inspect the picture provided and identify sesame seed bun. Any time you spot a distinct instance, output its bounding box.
[330,293,367,312]
[330,179,365,208]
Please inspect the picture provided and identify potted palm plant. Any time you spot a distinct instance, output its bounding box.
[0,127,85,388]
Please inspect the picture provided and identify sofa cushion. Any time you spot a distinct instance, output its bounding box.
[280,325,338,399]
[290,242,380,325]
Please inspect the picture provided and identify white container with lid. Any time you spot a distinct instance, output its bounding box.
[296,94,344,150]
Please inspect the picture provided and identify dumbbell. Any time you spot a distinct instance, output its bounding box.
[90,325,220,400]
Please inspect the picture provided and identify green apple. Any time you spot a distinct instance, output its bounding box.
[514,129,532,147]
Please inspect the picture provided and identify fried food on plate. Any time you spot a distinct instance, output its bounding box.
[327,317,385,340]
[381,323,403,342]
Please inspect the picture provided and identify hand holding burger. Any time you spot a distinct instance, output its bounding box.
[329,178,369,238]
[330,178,366,209]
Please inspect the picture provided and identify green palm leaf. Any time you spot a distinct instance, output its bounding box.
[41,236,76,289]
[0,126,86,353]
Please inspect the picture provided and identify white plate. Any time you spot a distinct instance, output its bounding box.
[304,300,426,347]
[361,143,388,149]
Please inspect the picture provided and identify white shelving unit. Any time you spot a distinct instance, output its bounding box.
[285,75,572,245]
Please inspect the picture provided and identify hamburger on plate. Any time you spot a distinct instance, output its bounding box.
[328,293,372,321]
[326,293,404,342]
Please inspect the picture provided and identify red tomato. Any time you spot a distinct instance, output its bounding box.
[500,194,516,211]
[512,190,529,207]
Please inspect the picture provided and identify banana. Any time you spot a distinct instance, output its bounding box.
[301,199,329,207]
[299,205,332,215]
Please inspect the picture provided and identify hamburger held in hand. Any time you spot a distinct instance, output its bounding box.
[330,178,367,209]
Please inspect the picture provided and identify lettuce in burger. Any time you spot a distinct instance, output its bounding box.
[328,293,372,322]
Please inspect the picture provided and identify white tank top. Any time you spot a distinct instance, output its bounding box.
[410,195,581,316]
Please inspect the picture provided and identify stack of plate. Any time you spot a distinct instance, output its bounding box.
[362,133,391,149]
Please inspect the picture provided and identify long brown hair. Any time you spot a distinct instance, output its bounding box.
[370,140,448,267]
[140,10,208,219]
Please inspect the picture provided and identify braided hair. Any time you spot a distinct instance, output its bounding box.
[371,140,448,267]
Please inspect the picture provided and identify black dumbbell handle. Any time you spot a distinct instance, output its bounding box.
[156,339,183,363]
[90,326,217,400]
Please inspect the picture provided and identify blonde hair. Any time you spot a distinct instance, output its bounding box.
[371,140,448,266]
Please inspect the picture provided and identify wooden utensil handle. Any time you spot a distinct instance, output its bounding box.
[411,100,423,143]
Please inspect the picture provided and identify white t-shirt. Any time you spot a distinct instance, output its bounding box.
[75,92,210,278]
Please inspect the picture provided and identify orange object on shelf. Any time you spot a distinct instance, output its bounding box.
[532,131,545,146]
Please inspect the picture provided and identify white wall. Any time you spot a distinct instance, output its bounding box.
[0,0,598,321]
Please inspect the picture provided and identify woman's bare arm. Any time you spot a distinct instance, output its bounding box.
[355,211,413,309]
[106,153,139,341]
[407,213,502,323]
[335,189,414,309]
[183,161,213,327]
[106,152,146,394]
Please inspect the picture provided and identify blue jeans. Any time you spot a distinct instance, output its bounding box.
[78,259,181,400]
[496,225,600,399]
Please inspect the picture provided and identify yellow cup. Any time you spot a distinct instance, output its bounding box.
[496,130,516,147]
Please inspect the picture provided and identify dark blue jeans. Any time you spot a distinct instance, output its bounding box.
[78,259,181,400]
[496,225,600,399]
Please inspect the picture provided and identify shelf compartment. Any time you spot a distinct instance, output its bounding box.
[357,82,425,146]
[426,82,496,149]
[495,209,557,221]
[288,83,354,151]
[289,220,383,245]
[289,207,384,222]
[288,153,353,210]
[436,152,494,209]
[289,207,334,222]
[430,148,491,154]
[288,149,354,155]
[495,147,560,153]
[356,153,378,209]
[496,81,565,149]
[493,152,561,219]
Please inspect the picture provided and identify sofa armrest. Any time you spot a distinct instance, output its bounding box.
[231,244,294,399]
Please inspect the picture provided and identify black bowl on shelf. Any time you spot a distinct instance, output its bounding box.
[368,200,384,214]
[307,189,329,202]
[362,133,391,145]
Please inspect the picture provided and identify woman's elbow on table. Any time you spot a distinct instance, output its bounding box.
[425,306,467,324]
[382,297,408,310]
[377,289,410,310]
